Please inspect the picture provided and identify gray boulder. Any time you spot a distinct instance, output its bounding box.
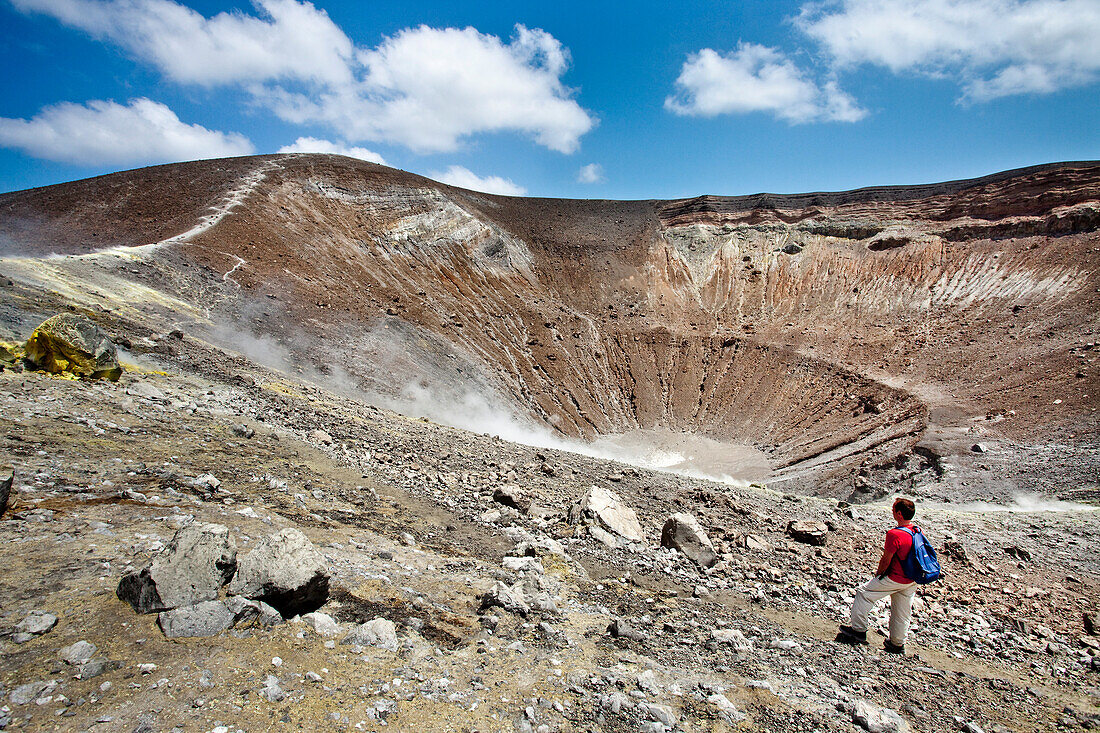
[787,520,829,546]
[661,513,718,568]
[157,600,236,638]
[343,617,399,651]
[59,640,96,665]
[571,486,644,542]
[157,597,285,638]
[117,523,237,613]
[228,528,329,617]
[14,610,58,642]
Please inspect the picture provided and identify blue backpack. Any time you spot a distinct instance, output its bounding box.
[897,526,942,584]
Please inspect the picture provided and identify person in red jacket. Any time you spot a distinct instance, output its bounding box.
[837,497,919,653]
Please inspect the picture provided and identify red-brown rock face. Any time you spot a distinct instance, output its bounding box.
[1,155,1097,498]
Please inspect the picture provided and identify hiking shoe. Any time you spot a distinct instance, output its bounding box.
[883,640,905,654]
[836,625,868,645]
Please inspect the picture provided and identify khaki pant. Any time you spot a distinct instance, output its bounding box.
[848,576,917,645]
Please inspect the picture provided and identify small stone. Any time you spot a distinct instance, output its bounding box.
[309,429,334,445]
[852,700,911,733]
[15,611,58,637]
[11,681,52,705]
[971,443,989,453]
[608,619,646,642]
[138,663,157,675]
[572,486,644,542]
[59,641,96,665]
[302,612,341,637]
[343,618,398,651]
[786,520,829,546]
[260,675,285,702]
[493,485,531,512]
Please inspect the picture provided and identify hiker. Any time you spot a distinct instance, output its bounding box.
[838,497,922,653]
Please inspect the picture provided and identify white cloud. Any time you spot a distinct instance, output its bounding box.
[16,0,595,153]
[0,98,254,166]
[12,0,354,86]
[277,137,386,165]
[796,0,1100,100]
[665,44,866,122]
[266,24,594,153]
[428,165,526,196]
[576,163,605,183]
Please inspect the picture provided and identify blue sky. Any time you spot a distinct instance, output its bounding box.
[1,0,1098,198]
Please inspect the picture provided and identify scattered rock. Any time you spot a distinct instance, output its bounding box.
[14,610,58,639]
[480,581,530,615]
[1004,545,1031,562]
[189,473,222,492]
[302,611,341,637]
[852,700,911,733]
[608,619,647,642]
[59,640,96,665]
[10,681,54,705]
[231,423,255,439]
[228,528,329,617]
[786,520,829,546]
[571,486,644,542]
[343,618,398,651]
[22,313,122,380]
[493,485,531,512]
[260,674,285,702]
[661,512,718,568]
[117,523,237,613]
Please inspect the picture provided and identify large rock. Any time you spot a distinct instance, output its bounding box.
[661,513,718,568]
[117,523,237,613]
[572,486,645,542]
[786,520,829,546]
[157,597,285,638]
[22,313,122,380]
[228,528,329,617]
[157,600,236,638]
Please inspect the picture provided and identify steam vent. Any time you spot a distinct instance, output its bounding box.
[3,154,1097,500]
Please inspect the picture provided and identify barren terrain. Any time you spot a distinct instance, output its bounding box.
[0,155,1097,732]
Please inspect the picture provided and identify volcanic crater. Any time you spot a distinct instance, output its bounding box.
[1,155,1098,501]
